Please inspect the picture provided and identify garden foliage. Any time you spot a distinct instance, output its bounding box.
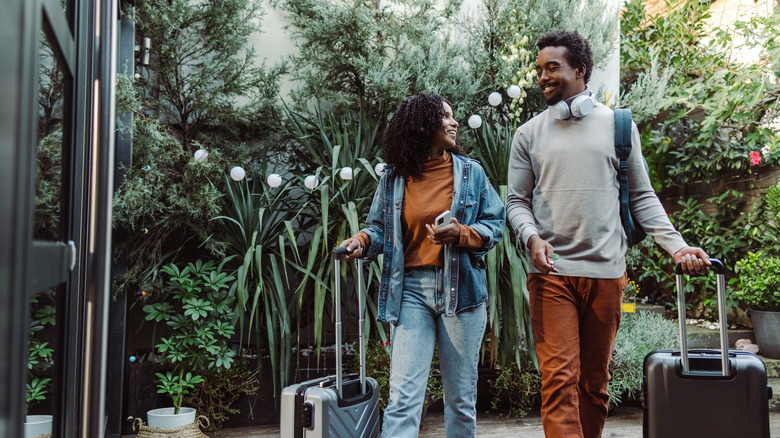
[142,259,240,414]
[487,351,541,417]
[102,0,780,415]
[608,311,678,408]
[620,0,780,317]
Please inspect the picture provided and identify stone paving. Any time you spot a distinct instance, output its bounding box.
[207,404,780,437]
[206,357,780,437]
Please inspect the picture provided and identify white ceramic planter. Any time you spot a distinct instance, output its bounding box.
[147,407,196,428]
[24,415,53,437]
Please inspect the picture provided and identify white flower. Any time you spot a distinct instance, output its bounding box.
[267,173,282,187]
[229,166,245,181]
[467,115,483,129]
[488,92,502,106]
[304,175,319,189]
[194,148,208,162]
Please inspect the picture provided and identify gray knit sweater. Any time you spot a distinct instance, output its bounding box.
[506,95,687,278]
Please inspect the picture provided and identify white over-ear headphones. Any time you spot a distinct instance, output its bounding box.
[550,92,594,120]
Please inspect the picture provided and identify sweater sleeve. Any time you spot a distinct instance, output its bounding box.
[506,128,539,248]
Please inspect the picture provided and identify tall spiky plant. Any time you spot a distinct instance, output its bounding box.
[282,106,390,374]
[470,122,535,370]
[211,173,304,396]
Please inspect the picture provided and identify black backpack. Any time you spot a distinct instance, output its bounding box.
[614,108,648,246]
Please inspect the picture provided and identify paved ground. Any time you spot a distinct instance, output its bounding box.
[183,353,780,437]
[209,402,780,437]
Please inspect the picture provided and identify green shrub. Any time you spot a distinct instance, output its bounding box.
[487,352,541,418]
[609,311,678,408]
[183,361,259,430]
[732,252,780,312]
[142,260,238,413]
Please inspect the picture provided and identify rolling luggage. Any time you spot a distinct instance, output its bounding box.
[643,258,772,438]
[280,247,381,438]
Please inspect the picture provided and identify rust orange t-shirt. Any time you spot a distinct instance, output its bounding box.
[353,151,485,265]
[402,152,485,267]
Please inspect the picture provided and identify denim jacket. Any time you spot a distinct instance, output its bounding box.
[361,153,505,324]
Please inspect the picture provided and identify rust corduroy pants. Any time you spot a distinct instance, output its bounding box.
[528,273,626,438]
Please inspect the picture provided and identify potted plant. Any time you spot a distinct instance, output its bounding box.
[25,377,52,437]
[25,293,55,437]
[732,251,780,358]
[141,260,237,428]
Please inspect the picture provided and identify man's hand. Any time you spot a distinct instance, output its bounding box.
[426,218,461,245]
[673,246,711,275]
[527,235,558,274]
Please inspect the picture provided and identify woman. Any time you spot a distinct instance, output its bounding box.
[339,93,505,437]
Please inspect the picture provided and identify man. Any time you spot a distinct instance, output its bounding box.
[506,30,710,438]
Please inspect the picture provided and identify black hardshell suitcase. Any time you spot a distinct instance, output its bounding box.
[643,258,772,438]
[279,247,380,438]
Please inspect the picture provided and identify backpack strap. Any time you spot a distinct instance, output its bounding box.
[614,108,632,227]
[614,108,633,161]
[614,108,648,245]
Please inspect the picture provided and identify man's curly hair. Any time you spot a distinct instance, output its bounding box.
[536,30,594,84]
[383,93,467,180]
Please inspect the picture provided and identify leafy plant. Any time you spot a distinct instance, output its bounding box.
[26,377,52,410]
[27,292,56,414]
[621,0,780,188]
[275,0,617,124]
[130,0,285,152]
[155,371,205,415]
[470,122,535,369]
[609,311,678,408]
[272,0,478,120]
[112,76,228,297]
[487,351,541,417]
[732,252,780,312]
[212,172,302,397]
[764,184,780,223]
[182,362,259,430]
[142,260,237,413]
[281,106,390,370]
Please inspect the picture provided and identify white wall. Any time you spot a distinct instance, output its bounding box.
[248,6,298,101]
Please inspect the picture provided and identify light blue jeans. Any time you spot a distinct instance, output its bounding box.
[381,267,487,438]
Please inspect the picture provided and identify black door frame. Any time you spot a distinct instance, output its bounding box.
[0,0,117,436]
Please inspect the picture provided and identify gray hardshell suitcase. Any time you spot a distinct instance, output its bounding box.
[280,247,380,438]
[643,258,772,438]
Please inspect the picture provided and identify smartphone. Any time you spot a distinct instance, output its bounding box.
[435,210,451,227]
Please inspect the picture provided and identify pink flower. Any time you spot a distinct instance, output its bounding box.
[750,151,762,166]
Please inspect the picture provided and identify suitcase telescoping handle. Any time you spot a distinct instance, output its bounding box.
[675,258,727,376]
[332,247,368,398]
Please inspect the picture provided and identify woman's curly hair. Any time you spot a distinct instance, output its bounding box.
[536,30,594,84]
[383,93,467,180]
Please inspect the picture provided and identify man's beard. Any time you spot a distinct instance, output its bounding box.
[545,91,563,106]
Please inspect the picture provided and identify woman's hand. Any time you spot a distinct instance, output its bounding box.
[339,238,364,259]
[426,218,461,245]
